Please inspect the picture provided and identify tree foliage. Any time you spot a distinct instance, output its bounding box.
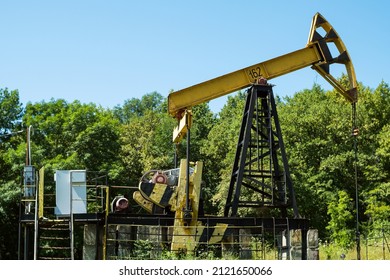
[1,78,390,258]
[0,88,23,135]
[201,92,246,214]
[22,99,122,173]
[326,190,354,249]
[0,88,23,259]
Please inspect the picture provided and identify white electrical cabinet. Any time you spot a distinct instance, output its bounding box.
[55,170,87,216]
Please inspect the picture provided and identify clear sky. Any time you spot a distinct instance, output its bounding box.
[0,0,388,113]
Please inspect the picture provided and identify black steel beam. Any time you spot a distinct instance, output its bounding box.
[106,213,309,230]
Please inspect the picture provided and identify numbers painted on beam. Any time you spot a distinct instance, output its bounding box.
[247,67,262,80]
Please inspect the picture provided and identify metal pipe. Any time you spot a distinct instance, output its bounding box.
[174,144,178,169]
[24,227,28,260]
[33,171,38,260]
[103,187,110,260]
[26,125,33,166]
[185,121,190,212]
[18,192,22,260]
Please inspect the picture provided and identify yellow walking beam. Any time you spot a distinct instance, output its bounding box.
[168,13,357,119]
[168,46,322,117]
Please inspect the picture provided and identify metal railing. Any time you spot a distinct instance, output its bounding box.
[362,225,390,260]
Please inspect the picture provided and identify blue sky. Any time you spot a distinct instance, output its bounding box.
[0,0,388,113]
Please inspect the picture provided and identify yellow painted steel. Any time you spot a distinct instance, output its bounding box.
[133,190,154,213]
[168,12,357,118]
[173,109,192,143]
[171,159,204,252]
[132,159,228,251]
[138,182,177,208]
[168,47,321,117]
[307,13,357,102]
[168,161,227,251]
[206,223,228,244]
[38,167,44,218]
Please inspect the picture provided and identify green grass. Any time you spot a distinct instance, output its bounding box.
[319,242,388,260]
[107,235,390,260]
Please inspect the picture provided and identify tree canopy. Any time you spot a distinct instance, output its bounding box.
[1,79,389,258]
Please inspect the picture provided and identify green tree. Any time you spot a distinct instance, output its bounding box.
[201,92,246,214]
[278,83,356,233]
[120,111,175,182]
[277,80,390,242]
[0,87,23,259]
[22,100,122,173]
[118,95,176,186]
[0,88,23,135]
[113,91,164,123]
[363,82,390,229]
[71,114,121,172]
[326,190,354,249]
[353,82,390,235]
[117,95,217,212]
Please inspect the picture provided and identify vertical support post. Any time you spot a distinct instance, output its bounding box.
[103,186,110,260]
[184,111,192,224]
[186,125,190,211]
[269,93,298,218]
[286,219,290,260]
[301,228,308,260]
[38,167,45,219]
[174,144,178,169]
[26,126,32,166]
[352,102,360,260]
[382,227,385,260]
[33,169,38,260]
[70,171,74,260]
[18,196,22,260]
[24,227,28,260]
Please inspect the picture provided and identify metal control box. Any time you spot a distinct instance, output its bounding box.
[54,170,87,216]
